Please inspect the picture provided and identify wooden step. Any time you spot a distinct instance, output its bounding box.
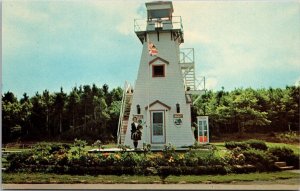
[275,162,287,167]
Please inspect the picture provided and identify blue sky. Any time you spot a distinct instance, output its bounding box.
[3,0,300,98]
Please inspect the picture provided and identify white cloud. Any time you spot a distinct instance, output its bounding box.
[174,1,300,90]
[3,1,49,23]
[85,0,142,36]
[205,77,218,90]
[3,0,300,96]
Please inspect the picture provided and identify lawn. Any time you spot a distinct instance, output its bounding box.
[2,171,299,184]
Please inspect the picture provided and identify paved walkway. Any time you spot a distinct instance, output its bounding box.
[2,184,300,190]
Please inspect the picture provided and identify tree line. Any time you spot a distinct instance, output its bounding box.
[192,86,299,136]
[2,84,122,143]
[2,84,299,143]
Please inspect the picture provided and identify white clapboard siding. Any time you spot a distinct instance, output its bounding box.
[124,31,195,148]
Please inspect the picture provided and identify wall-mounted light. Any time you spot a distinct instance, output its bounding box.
[176,103,180,113]
[137,104,141,114]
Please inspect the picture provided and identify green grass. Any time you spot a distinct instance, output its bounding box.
[211,142,229,157]
[2,171,299,184]
[212,142,227,150]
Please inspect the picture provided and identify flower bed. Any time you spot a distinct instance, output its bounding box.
[5,140,299,176]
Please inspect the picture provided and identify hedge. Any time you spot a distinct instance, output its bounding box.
[225,139,268,151]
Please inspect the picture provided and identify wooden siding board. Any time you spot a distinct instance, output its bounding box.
[124,32,194,147]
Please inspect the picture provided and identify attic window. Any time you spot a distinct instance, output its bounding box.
[152,65,165,77]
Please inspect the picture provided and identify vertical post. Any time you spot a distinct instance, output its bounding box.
[207,116,210,143]
[146,33,150,144]
[197,118,199,143]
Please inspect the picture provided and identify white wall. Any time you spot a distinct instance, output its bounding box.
[124,31,195,148]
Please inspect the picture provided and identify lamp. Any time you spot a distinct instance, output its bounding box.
[137,104,141,114]
[176,103,180,113]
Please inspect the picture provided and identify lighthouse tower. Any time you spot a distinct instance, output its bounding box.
[118,1,198,148]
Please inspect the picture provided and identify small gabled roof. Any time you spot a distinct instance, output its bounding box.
[149,57,169,65]
[145,100,171,110]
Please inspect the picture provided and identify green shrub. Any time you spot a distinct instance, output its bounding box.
[6,151,32,171]
[120,152,140,167]
[268,147,293,160]
[163,143,176,158]
[242,148,277,171]
[225,140,268,151]
[245,139,268,150]
[49,143,71,153]
[33,142,51,156]
[225,141,249,150]
[185,157,198,167]
[276,131,299,143]
[197,152,226,166]
[72,139,87,157]
[269,147,299,169]
[225,147,246,166]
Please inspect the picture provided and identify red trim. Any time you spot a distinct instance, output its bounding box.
[145,100,171,110]
[149,57,169,65]
[152,64,165,77]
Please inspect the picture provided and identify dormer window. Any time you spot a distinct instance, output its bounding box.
[149,57,169,78]
[152,65,165,77]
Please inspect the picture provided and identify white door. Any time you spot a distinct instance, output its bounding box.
[151,111,165,143]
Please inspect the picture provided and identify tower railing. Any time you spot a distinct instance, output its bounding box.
[134,16,183,32]
[179,48,206,103]
[179,48,194,64]
[179,48,195,90]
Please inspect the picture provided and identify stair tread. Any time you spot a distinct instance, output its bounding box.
[275,162,287,167]
[275,162,287,164]
[279,166,294,170]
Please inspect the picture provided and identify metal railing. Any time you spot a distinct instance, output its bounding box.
[134,16,183,32]
[179,48,194,64]
[117,81,131,144]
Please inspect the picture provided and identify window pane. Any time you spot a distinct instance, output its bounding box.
[153,124,163,135]
[153,65,164,76]
[203,121,207,130]
[153,112,163,123]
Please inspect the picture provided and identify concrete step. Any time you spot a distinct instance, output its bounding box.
[275,162,287,167]
[279,166,294,170]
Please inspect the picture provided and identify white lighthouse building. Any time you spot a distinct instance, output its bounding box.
[117,1,205,148]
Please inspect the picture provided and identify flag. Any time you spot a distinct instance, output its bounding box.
[148,42,158,56]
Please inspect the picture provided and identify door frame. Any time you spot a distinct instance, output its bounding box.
[150,110,166,144]
[197,116,209,143]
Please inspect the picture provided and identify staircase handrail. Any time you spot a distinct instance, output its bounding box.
[117,81,130,144]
